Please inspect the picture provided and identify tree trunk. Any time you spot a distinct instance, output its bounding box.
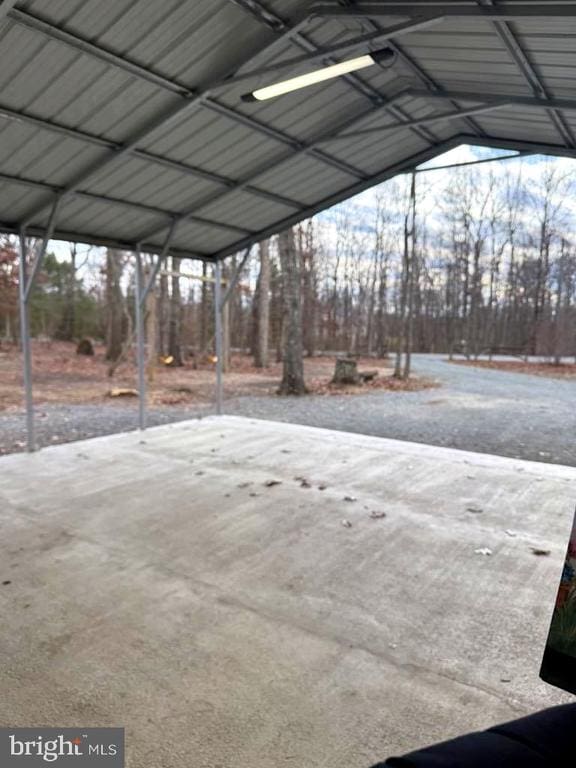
[200,261,209,353]
[158,269,168,356]
[145,264,157,382]
[105,249,124,362]
[278,228,307,395]
[168,256,183,366]
[254,239,270,368]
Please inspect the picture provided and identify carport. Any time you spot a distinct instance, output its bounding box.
[2,2,576,765]
[3,0,576,450]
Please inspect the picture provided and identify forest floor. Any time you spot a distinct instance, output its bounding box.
[1,345,575,466]
[0,341,433,453]
[449,359,576,379]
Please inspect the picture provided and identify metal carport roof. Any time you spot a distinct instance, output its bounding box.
[1,0,576,262]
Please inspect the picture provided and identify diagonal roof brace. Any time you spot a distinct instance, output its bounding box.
[215,16,444,89]
[326,102,510,140]
[311,4,576,20]
[405,89,576,114]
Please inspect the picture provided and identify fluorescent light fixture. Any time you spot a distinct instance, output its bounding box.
[242,48,395,102]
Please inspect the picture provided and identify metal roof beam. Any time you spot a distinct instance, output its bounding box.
[208,127,576,261]
[215,16,444,89]
[311,4,576,20]
[230,0,440,147]
[209,136,463,260]
[203,98,368,179]
[340,4,486,141]
[135,88,430,243]
[477,0,576,148]
[0,0,17,23]
[0,172,253,236]
[327,102,508,140]
[454,133,576,160]
[15,24,368,228]
[0,103,304,211]
[406,89,576,114]
[0,221,211,261]
[9,8,195,97]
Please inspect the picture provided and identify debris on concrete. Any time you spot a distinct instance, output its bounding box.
[343,495,357,502]
[341,519,352,528]
[264,480,282,487]
[467,506,484,514]
[475,548,493,556]
[531,547,551,557]
[505,530,517,538]
[369,511,387,519]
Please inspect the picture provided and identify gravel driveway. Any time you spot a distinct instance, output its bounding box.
[1,355,575,466]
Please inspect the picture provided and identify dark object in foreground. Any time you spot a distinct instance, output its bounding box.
[370,704,576,767]
[541,646,576,695]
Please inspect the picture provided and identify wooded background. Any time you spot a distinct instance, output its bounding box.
[2,155,576,391]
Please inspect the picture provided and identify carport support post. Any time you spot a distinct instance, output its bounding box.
[214,260,224,415]
[134,249,147,430]
[17,197,60,452]
[18,231,34,452]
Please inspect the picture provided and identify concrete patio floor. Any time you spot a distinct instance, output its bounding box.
[0,415,575,767]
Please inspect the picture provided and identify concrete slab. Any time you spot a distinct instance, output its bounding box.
[0,416,574,767]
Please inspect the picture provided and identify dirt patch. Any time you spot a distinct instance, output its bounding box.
[448,359,576,380]
[0,342,433,411]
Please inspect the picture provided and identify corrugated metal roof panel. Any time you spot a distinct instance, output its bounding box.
[0,1,574,259]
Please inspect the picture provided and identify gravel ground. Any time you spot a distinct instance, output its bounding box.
[1,355,575,466]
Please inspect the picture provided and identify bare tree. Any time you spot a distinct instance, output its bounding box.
[254,239,271,368]
[278,227,307,395]
[168,255,183,366]
[105,249,124,362]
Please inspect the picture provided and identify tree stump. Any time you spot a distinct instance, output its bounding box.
[76,338,94,356]
[332,357,360,385]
